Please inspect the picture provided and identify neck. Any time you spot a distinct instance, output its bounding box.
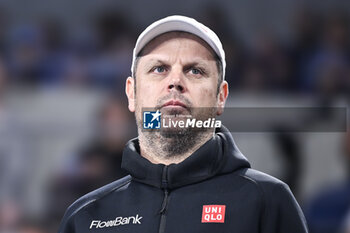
[138,129,214,165]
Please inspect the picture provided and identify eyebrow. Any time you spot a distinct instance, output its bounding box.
[183,61,210,69]
[143,58,212,69]
[142,59,169,71]
[146,59,169,65]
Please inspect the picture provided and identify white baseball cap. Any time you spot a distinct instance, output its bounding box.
[131,15,226,79]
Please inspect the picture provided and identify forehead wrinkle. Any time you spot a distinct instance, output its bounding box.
[142,55,214,67]
[136,32,219,79]
[139,31,217,61]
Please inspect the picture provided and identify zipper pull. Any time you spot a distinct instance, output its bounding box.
[159,189,169,214]
[159,166,169,214]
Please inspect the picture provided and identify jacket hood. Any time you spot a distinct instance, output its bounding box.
[121,125,251,189]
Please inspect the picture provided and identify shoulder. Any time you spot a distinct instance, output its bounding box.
[233,168,304,217]
[234,170,307,232]
[58,175,132,231]
[68,175,131,215]
[238,168,286,187]
[235,168,294,201]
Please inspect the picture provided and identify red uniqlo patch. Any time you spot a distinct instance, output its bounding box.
[201,205,226,223]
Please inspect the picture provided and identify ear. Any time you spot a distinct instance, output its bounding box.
[216,81,229,115]
[125,76,136,112]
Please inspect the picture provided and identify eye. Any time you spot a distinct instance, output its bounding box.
[188,67,204,76]
[190,68,201,74]
[152,66,167,74]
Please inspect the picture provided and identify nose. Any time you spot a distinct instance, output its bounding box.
[167,68,185,93]
[168,83,184,92]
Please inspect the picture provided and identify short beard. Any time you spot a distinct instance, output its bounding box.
[136,106,217,160]
[147,125,210,158]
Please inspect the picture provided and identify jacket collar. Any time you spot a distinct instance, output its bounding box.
[121,126,250,190]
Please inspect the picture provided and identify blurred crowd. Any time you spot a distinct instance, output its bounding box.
[0,3,349,233]
[0,9,135,91]
[0,6,347,96]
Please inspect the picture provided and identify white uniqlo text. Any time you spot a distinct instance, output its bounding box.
[201,205,226,223]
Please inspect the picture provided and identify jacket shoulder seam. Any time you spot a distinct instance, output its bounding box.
[237,173,266,218]
[68,176,132,218]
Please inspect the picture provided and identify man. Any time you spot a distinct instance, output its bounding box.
[58,15,308,233]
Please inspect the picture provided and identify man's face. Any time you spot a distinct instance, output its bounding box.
[126,32,228,131]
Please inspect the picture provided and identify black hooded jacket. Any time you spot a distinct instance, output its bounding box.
[58,126,308,233]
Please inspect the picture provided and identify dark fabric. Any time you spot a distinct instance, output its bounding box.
[58,126,308,233]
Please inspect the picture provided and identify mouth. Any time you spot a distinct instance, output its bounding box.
[161,100,188,110]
